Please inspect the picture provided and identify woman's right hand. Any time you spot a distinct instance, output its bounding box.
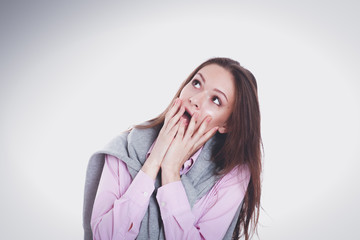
[141,98,185,179]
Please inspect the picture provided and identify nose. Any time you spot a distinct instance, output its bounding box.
[189,92,205,109]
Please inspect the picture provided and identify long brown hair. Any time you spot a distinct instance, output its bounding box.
[136,57,262,240]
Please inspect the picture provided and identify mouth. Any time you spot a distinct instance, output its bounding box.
[182,109,192,124]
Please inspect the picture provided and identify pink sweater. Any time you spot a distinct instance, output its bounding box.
[91,147,250,240]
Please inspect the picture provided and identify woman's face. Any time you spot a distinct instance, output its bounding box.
[179,64,236,133]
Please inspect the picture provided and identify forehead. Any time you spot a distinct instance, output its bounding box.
[197,64,234,83]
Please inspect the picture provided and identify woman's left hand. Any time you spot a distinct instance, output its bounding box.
[160,112,219,184]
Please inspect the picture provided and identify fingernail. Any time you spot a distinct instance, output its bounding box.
[206,117,212,123]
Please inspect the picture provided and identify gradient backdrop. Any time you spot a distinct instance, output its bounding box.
[1,0,359,239]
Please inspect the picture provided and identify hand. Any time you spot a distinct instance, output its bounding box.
[160,111,219,184]
[141,98,185,179]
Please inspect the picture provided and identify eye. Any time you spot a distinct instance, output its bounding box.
[212,96,221,106]
[192,79,201,89]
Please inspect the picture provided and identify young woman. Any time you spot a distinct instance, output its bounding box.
[83,57,262,240]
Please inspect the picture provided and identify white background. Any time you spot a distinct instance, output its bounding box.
[1,0,359,239]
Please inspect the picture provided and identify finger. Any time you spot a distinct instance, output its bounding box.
[167,106,185,132]
[165,98,181,121]
[168,113,183,138]
[164,98,182,125]
[184,112,198,140]
[194,116,212,137]
[196,126,219,148]
[176,117,186,140]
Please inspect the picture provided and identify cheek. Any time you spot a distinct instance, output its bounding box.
[202,108,215,118]
[201,108,226,126]
[179,91,189,101]
[179,84,195,97]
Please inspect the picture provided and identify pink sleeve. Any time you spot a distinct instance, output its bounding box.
[156,166,250,240]
[91,154,155,240]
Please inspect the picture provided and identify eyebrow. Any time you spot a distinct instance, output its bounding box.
[197,73,229,102]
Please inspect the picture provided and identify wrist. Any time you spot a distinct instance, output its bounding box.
[160,160,182,174]
[161,167,181,185]
[150,142,168,160]
[146,153,162,167]
[141,155,161,180]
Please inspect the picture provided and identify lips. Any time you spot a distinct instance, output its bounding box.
[182,107,192,124]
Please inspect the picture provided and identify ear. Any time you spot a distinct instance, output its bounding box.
[218,123,228,134]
